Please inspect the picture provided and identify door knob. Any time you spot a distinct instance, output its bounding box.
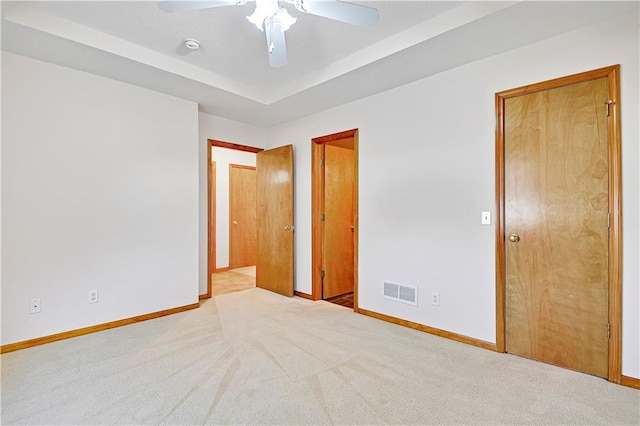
[233,221,238,225]
[508,234,520,243]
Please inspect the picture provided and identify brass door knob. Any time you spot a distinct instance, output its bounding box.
[233,221,238,225]
[508,234,520,243]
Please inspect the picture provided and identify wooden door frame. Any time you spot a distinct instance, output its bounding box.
[204,139,263,300]
[311,129,359,308]
[494,65,622,383]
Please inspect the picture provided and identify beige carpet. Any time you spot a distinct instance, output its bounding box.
[1,288,638,425]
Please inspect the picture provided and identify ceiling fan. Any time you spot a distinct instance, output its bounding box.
[157,0,379,68]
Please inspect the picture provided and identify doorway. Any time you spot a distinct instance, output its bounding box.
[206,139,295,299]
[495,66,622,382]
[311,129,359,309]
[206,140,262,299]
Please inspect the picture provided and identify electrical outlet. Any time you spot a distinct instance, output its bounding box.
[30,298,41,314]
[431,292,440,306]
[88,290,99,304]
[481,211,491,225]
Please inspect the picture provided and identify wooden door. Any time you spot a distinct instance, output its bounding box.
[311,129,359,304]
[504,78,610,377]
[323,144,355,299]
[256,145,294,297]
[229,165,257,269]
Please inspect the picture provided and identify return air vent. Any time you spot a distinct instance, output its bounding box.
[383,282,418,306]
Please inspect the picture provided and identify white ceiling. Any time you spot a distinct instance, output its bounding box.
[2,1,636,127]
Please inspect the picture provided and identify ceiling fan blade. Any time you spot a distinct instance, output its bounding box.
[265,18,288,68]
[299,0,378,26]
[158,1,242,13]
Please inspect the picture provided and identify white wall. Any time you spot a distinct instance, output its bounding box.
[197,113,266,294]
[0,1,4,335]
[1,52,199,345]
[267,13,640,378]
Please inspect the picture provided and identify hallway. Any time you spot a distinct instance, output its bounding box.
[211,266,255,297]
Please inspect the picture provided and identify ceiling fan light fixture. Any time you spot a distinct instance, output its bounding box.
[247,0,279,30]
[275,7,296,32]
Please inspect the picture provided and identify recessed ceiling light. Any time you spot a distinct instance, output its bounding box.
[184,39,200,50]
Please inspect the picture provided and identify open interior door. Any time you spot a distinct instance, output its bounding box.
[256,145,294,297]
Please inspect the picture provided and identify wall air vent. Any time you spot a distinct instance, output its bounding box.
[383,281,418,306]
[384,282,399,298]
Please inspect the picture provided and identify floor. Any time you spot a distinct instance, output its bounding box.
[213,267,354,310]
[325,292,354,309]
[211,266,256,297]
[3,288,638,425]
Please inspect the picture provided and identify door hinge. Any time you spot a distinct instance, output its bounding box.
[605,100,613,117]
[321,270,325,279]
[607,322,610,339]
[321,157,325,166]
[608,212,611,228]
[320,213,325,221]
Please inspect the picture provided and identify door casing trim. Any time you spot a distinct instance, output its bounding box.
[311,129,359,309]
[494,65,622,383]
